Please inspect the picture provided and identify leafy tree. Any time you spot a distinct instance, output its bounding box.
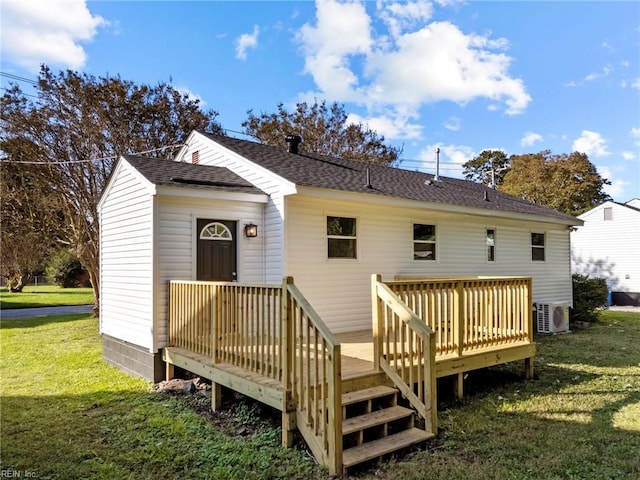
[242,100,401,165]
[501,151,611,215]
[462,149,510,187]
[0,66,222,311]
[0,159,60,291]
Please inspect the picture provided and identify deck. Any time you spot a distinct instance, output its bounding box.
[164,275,534,475]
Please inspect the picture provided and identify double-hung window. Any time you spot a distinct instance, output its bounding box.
[531,232,545,261]
[327,216,357,259]
[413,224,436,260]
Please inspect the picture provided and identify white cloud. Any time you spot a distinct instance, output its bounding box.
[631,127,640,147]
[622,151,636,161]
[572,130,610,157]
[444,116,461,131]
[174,86,205,106]
[584,65,612,82]
[235,25,260,61]
[296,0,531,139]
[520,131,543,147]
[598,165,629,199]
[378,0,434,39]
[0,0,107,71]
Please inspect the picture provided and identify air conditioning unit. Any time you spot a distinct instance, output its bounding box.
[536,303,570,334]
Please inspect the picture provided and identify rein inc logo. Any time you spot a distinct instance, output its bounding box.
[1,470,37,478]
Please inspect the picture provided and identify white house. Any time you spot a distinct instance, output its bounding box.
[571,199,640,306]
[99,131,581,381]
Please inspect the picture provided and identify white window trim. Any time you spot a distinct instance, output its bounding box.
[412,222,437,262]
[531,231,546,262]
[200,222,233,241]
[486,227,497,263]
[326,214,359,261]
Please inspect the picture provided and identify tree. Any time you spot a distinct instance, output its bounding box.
[462,150,510,187]
[0,66,222,311]
[0,158,61,291]
[501,151,611,215]
[242,100,401,166]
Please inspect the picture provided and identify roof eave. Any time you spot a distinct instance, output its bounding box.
[296,185,582,226]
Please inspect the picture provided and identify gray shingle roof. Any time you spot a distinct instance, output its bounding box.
[123,154,265,195]
[200,132,579,224]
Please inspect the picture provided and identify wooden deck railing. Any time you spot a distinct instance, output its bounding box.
[371,275,438,435]
[168,280,283,380]
[168,278,343,475]
[284,278,342,474]
[387,276,533,357]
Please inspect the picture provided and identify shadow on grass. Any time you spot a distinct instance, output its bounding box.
[0,389,323,480]
[0,314,93,329]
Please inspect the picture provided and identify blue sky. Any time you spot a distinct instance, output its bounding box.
[2,0,639,202]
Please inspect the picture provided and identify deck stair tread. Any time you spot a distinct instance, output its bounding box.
[342,428,433,468]
[342,405,414,435]
[342,385,397,406]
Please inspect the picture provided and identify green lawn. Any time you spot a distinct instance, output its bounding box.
[0,285,94,309]
[1,311,639,479]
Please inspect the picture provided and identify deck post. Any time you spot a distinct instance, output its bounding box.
[371,274,383,371]
[211,383,222,411]
[454,373,464,401]
[525,357,534,379]
[165,360,174,381]
[281,276,295,448]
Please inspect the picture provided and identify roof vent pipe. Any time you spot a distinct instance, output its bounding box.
[435,147,441,182]
[285,134,302,154]
[365,167,373,189]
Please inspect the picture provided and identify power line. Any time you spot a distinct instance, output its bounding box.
[0,72,38,86]
[0,144,186,165]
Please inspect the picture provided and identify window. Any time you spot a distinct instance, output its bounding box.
[603,207,613,221]
[486,229,496,262]
[327,216,357,258]
[413,224,436,260]
[200,222,232,240]
[531,232,545,261]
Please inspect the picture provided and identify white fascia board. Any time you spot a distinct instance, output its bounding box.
[194,131,297,196]
[296,185,582,227]
[173,131,197,163]
[157,185,269,203]
[97,156,156,210]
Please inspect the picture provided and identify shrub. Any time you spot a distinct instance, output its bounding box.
[571,274,608,322]
[45,249,90,288]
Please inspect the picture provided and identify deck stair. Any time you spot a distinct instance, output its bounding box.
[340,385,433,472]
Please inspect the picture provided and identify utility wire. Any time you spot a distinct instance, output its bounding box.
[0,72,38,86]
[0,144,186,165]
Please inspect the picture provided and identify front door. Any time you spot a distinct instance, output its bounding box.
[196,219,237,281]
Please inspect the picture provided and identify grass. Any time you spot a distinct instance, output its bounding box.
[0,285,94,309]
[1,311,639,479]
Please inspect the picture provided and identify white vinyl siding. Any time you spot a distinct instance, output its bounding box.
[99,163,155,349]
[176,132,291,283]
[153,195,265,348]
[572,201,640,295]
[286,194,574,333]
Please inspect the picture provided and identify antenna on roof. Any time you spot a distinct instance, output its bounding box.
[434,147,441,182]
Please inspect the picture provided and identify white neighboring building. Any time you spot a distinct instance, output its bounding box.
[571,199,640,306]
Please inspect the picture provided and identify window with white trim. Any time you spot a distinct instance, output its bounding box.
[200,222,233,240]
[413,224,436,260]
[531,232,545,261]
[327,216,357,259]
[486,229,496,262]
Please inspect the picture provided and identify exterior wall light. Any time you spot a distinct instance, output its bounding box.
[244,223,258,238]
